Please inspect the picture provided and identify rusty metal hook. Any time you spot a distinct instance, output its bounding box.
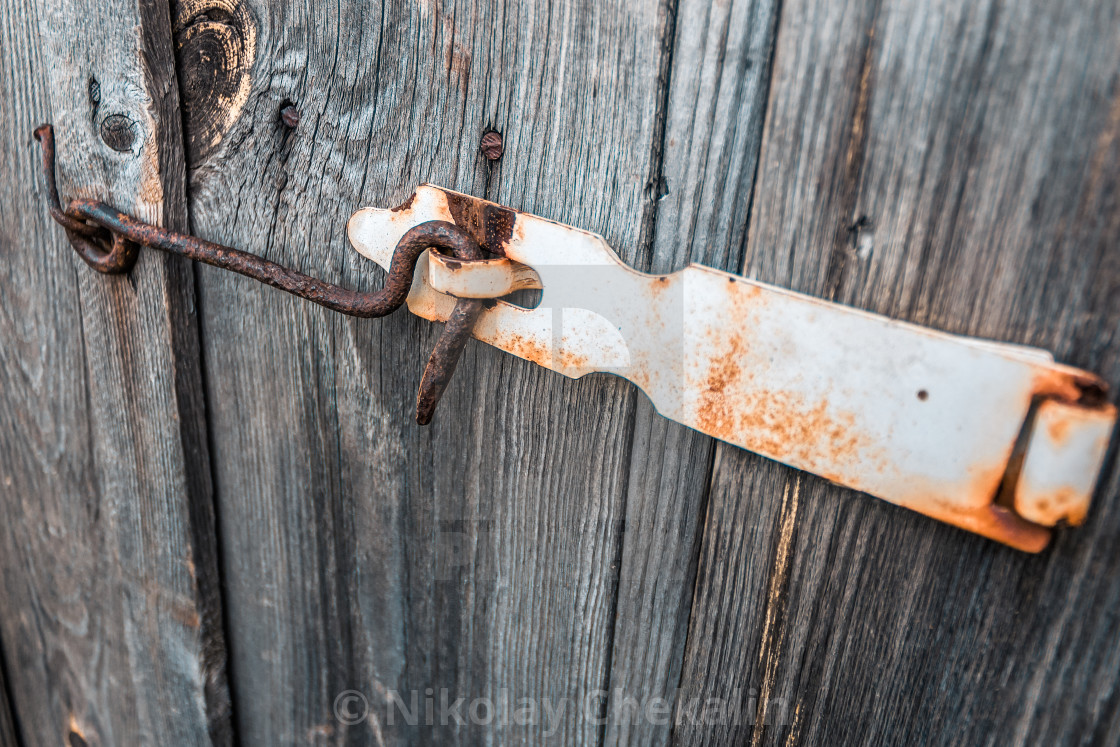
[34,124,480,424]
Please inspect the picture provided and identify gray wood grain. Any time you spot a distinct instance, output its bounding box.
[173,0,697,743]
[0,0,230,744]
[601,0,780,744]
[2,0,1112,745]
[0,659,19,746]
[673,0,1120,744]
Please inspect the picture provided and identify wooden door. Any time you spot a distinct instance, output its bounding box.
[1,0,1118,745]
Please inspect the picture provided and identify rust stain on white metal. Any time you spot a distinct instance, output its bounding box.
[348,186,1117,552]
[1014,400,1115,527]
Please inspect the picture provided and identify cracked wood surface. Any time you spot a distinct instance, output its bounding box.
[674,0,1120,744]
[176,0,684,743]
[0,664,16,745]
[0,0,230,744]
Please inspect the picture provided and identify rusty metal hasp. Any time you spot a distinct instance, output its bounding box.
[349,185,1116,552]
[36,123,1113,554]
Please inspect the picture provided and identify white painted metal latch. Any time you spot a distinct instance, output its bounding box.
[348,186,1116,552]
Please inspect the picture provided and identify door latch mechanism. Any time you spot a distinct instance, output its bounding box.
[37,126,1115,551]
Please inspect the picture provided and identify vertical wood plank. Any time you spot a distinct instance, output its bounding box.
[674,0,1120,744]
[0,660,19,746]
[602,0,780,744]
[172,0,682,743]
[0,0,231,744]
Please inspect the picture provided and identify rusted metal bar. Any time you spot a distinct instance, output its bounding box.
[416,290,484,425]
[33,123,481,423]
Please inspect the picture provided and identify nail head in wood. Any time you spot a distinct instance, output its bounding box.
[480,130,503,160]
[280,104,300,129]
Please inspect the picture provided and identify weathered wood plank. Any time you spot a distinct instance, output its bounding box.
[673,0,1120,743]
[173,0,690,742]
[0,659,19,745]
[602,0,780,744]
[0,0,230,744]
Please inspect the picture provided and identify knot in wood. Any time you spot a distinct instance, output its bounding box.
[99,114,137,152]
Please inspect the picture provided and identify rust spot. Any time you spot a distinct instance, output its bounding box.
[739,394,864,471]
[499,332,552,367]
[699,336,743,402]
[647,276,670,298]
[975,505,1051,552]
[495,332,589,370]
[695,336,869,472]
[923,502,1051,553]
[1046,413,1072,444]
[390,192,416,213]
[1032,366,1108,404]
[917,389,929,401]
[892,461,1054,551]
[557,344,590,370]
[1021,485,1089,527]
[443,190,516,255]
[1055,487,1089,524]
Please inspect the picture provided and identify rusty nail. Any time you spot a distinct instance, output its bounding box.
[280,104,300,129]
[480,130,503,160]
